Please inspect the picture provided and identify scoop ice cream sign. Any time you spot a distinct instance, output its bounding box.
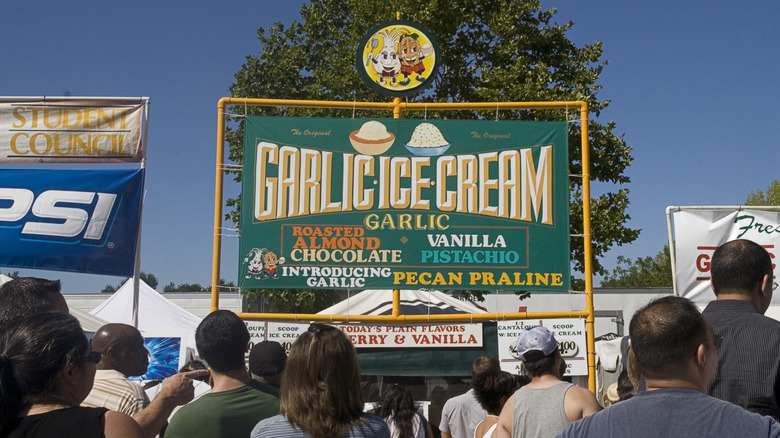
[240,116,570,291]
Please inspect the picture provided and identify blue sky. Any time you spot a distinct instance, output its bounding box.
[1,1,778,292]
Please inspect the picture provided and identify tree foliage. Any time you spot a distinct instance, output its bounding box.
[243,288,348,314]
[226,0,639,300]
[163,282,207,292]
[600,245,672,288]
[162,278,236,293]
[746,180,780,206]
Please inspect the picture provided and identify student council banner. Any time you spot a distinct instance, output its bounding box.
[0,168,145,276]
[0,97,148,162]
[670,208,780,304]
[240,117,570,291]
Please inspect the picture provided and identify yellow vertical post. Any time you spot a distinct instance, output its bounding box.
[210,98,227,312]
[579,104,596,393]
[392,95,403,318]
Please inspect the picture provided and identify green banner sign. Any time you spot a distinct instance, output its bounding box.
[240,117,570,292]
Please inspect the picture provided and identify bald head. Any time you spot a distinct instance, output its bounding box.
[92,323,149,377]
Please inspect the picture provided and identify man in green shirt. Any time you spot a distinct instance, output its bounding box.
[164,310,279,438]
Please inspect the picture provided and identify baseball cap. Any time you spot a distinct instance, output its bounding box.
[249,340,287,377]
[515,326,558,362]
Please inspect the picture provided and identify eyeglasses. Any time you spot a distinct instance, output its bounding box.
[712,334,723,350]
[84,351,102,364]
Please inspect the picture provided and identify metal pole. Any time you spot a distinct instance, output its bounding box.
[579,104,597,393]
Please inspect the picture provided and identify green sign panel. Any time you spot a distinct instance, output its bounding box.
[239,117,570,292]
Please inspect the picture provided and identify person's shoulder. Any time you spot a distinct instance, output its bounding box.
[250,415,294,438]
[103,410,145,438]
[356,414,391,437]
[247,379,281,398]
[565,383,596,401]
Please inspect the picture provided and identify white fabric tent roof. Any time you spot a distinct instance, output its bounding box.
[318,289,488,316]
[90,279,202,348]
[70,307,110,333]
[0,274,12,286]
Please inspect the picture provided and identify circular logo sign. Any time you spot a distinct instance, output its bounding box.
[356,20,440,98]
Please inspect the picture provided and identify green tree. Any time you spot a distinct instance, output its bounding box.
[0,271,20,279]
[226,0,639,300]
[102,271,159,293]
[243,288,348,314]
[163,282,207,292]
[162,278,236,293]
[600,245,672,288]
[746,180,780,206]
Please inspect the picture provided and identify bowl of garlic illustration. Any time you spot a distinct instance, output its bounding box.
[405,122,450,156]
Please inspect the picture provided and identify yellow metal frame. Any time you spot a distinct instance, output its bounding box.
[210,97,596,392]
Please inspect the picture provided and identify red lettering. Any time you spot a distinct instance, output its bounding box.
[696,254,710,273]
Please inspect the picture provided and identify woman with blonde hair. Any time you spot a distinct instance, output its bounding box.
[251,323,389,438]
[0,312,144,438]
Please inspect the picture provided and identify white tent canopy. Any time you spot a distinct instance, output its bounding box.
[318,289,488,316]
[0,274,12,286]
[90,279,202,348]
[70,307,110,332]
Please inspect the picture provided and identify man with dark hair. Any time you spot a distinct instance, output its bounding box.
[0,277,68,326]
[497,327,599,438]
[557,296,780,437]
[702,238,780,420]
[165,310,279,438]
[83,323,198,438]
[440,356,501,438]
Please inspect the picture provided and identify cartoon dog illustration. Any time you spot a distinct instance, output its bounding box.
[398,33,432,85]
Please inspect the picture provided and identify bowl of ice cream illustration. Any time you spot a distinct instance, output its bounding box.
[405,122,450,156]
[349,121,395,155]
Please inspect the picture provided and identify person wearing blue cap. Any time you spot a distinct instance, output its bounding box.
[496,326,600,438]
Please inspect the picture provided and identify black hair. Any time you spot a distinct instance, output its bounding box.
[711,239,773,295]
[378,385,417,438]
[0,313,88,435]
[195,310,250,373]
[522,350,557,377]
[629,296,709,379]
[616,369,636,401]
[473,371,520,415]
[0,278,62,327]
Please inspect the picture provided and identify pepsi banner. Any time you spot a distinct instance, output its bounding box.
[0,169,144,276]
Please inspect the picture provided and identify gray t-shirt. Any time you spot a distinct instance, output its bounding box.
[557,388,780,438]
[439,389,487,438]
[512,382,573,438]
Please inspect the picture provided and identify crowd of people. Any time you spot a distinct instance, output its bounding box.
[1,238,780,437]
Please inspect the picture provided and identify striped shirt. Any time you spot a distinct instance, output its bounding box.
[703,299,780,421]
[81,369,149,415]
